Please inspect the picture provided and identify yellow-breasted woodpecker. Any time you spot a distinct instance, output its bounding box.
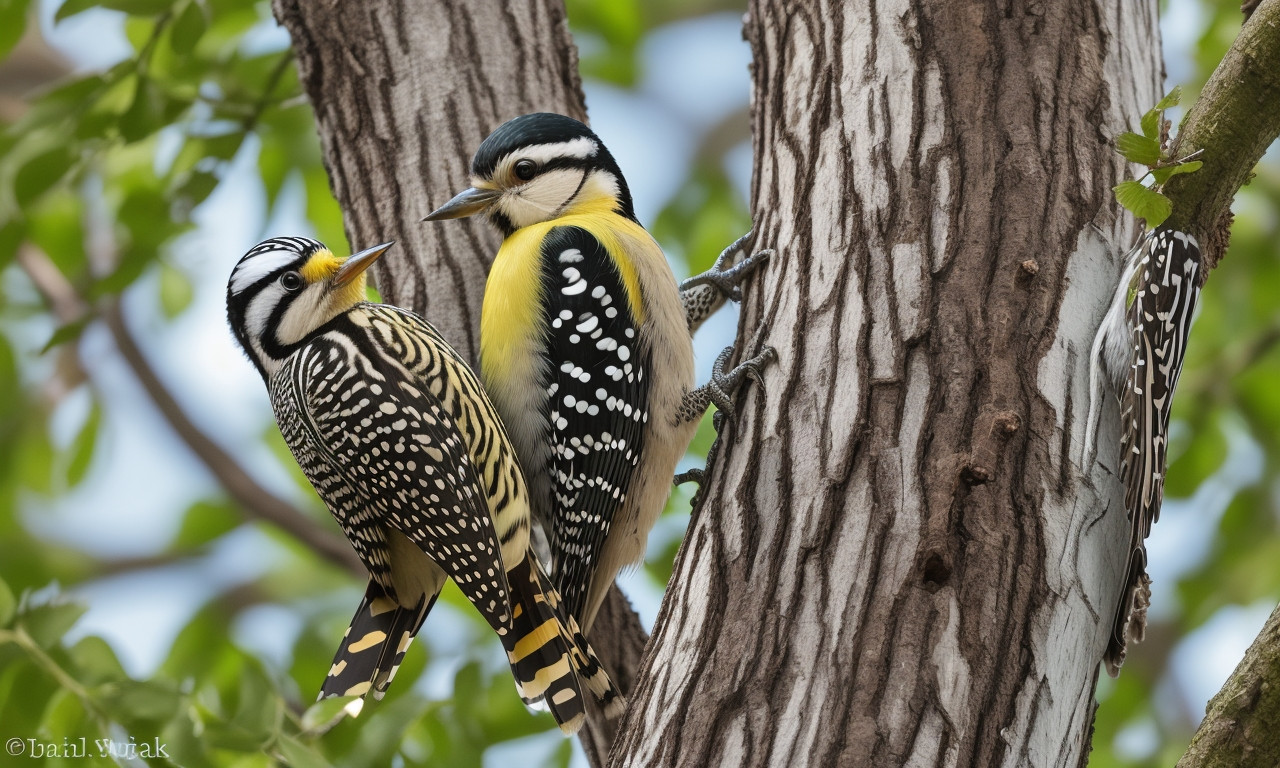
[425,113,772,633]
[225,236,621,732]
[1087,226,1202,675]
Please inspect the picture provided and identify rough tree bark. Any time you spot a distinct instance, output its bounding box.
[614,2,1162,766]
[269,1,645,762]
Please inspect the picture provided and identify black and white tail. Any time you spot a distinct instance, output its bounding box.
[500,553,624,733]
[318,580,437,718]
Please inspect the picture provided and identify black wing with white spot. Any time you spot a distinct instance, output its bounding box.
[280,326,513,631]
[538,226,651,621]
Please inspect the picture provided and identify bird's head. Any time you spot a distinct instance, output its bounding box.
[226,237,393,379]
[423,112,636,236]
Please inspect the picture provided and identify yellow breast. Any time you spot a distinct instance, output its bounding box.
[480,207,652,387]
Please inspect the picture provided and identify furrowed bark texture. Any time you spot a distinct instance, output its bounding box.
[1176,600,1280,768]
[613,2,1161,766]
[269,2,639,762]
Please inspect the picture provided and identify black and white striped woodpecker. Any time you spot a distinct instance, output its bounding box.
[1087,226,1203,675]
[225,236,622,732]
[425,113,773,633]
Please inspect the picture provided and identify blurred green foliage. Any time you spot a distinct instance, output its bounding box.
[0,0,747,765]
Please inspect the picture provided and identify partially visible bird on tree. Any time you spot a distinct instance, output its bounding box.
[425,112,773,633]
[1086,226,1203,675]
[225,236,621,732]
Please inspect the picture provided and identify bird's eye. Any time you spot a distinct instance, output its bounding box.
[514,159,538,181]
[280,271,304,292]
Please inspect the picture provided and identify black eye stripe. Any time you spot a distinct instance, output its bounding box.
[518,156,595,176]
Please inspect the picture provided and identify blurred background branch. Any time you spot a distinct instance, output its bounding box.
[1176,600,1280,767]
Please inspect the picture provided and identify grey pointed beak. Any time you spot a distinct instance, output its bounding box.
[423,187,500,221]
[333,241,394,286]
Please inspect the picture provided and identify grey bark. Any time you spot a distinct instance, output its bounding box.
[269,2,639,763]
[612,1,1162,765]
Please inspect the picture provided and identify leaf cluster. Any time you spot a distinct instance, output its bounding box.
[1113,87,1203,228]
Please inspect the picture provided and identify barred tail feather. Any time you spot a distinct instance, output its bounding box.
[1105,548,1151,677]
[537,561,625,719]
[501,554,626,733]
[502,554,586,733]
[318,580,436,720]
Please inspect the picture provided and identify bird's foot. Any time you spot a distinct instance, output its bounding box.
[680,231,773,304]
[679,345,777,424]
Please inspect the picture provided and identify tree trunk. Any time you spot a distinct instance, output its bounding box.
[269,1,641,762]
[612,2,1161,766]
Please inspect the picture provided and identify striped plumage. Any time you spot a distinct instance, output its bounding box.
[426,114,771,634]
[226,237,620,731]
[1088,227,1202,675]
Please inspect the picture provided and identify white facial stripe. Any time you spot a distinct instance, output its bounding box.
[244,284,285,341]
[516,136,599,166]
[502,168,589,230]
[231,249,299,294]
[276,286,334,346]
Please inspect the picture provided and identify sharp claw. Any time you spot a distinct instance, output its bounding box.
[679,233,773,301]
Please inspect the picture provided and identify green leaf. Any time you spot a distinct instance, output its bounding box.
[301,696,359,732]
[119,77,165,143]
[41,317,91,353]
[39,687,91,742]
[14,147,75,207]
[0,577,14,626]
[228,659,280,743]
[97,679,183,721]
[1140,108,1160,140]
[64,400,101,488]
[67,636,127,686]
[173,499,241,550]
[17,600,87,648]
[1151,159,1204,185]
[1115,132,1160,166]
[1113,180,1172,227]
[57,0,171,20]
[159,710,217,768]
[158,261,194,318]
[170,0,207,55]
[53,0,96,23]
[1154,85,1182,111]
[0,0,32,59]
[278,735,334,768]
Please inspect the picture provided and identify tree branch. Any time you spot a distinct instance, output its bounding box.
[1164,0,1280,265]
[1176,600,1280,767]
[15,244,362,577]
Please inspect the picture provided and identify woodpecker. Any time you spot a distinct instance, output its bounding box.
[225,236,621,732]
[1087,226,1202,675]
[425,113,772,632]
